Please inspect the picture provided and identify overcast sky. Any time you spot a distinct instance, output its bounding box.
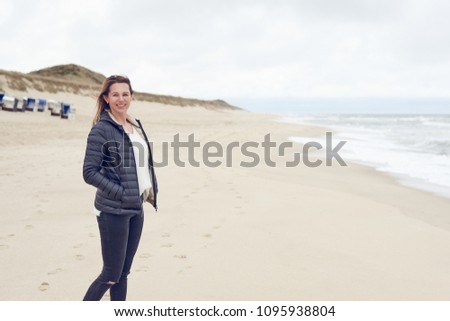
[1,0,450,104]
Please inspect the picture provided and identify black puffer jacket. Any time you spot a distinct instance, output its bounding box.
[83,111,158,215]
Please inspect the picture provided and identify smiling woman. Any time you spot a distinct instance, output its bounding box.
[82,75,158,301]
[92,76,134,126]
[102,83,133,132]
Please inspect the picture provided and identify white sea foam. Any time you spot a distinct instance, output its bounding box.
[283,114,450,198]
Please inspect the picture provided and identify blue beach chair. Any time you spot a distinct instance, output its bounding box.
[61,103,71,119]
[25,97,36,111]
[0,92,4,109]
[37,99,46,112]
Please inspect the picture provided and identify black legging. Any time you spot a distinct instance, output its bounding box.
[83,211,144,301]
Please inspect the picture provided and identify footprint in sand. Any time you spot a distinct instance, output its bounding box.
[202,233,212,238]
[139,253,152,259]
[161,232,171,238]
[178,265,193,274]
[212,225,221,229]
[39,282,50,291]
[201,242,216,249]
[25,225,34,230]
[174,254,187,259]
[75,254,85,261]
[47,268,63,275]
[73,243,84,249]
[0,244,9,250]
[135,265,150,272]
[161,243,174,248]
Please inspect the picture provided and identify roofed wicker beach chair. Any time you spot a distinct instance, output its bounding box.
[37,98,46,112]
[61,103,71,119]
[47,99,58,112]
[2,96,18,111]
[25,97,36,111]
[50,101,61,116]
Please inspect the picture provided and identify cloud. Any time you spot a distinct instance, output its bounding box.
[1,0,450,100]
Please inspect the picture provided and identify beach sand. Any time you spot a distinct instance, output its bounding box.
[1,90,450,300]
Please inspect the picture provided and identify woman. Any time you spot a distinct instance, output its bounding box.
[82,75,158,301]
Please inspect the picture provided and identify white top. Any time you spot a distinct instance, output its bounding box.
[127,128,152,199]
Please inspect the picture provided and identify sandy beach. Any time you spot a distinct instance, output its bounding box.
[2,88,450,301]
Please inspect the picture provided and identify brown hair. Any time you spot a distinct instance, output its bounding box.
[92,75,134,126]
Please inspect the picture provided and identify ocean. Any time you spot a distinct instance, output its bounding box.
[281,113,450,199]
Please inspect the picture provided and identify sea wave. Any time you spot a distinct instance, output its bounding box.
[283,113,450,198]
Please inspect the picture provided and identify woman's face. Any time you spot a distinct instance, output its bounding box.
[103,82,132,117]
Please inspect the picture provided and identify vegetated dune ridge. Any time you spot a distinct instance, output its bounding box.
[0,63,241,110]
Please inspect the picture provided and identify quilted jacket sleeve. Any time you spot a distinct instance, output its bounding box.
[83,125,124,201]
